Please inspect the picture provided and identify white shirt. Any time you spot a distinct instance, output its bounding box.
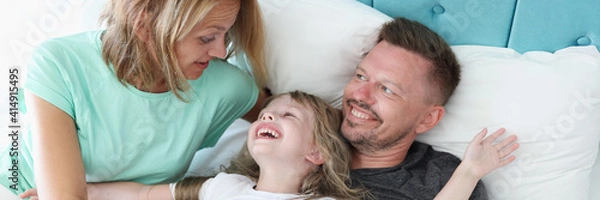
[170,172,335,200]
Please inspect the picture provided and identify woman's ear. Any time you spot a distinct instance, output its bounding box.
[306,148,325,165]
[134,12,151,42]
[415,105,444,134]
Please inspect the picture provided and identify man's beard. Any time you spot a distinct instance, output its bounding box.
[342,112,410,154]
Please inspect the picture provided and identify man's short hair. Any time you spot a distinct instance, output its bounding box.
[378,17,460,105]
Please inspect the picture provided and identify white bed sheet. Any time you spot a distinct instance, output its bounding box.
[186,119,250,177]
[0,186,18,200]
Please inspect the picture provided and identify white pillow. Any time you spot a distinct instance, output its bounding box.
[417,45,600,200]
[256,0,392,108]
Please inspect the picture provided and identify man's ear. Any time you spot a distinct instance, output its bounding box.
[306,148,325,165]
[133,12,151,42]
[415,105,444,134]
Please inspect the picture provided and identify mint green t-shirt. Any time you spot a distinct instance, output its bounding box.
[1,30,258,194]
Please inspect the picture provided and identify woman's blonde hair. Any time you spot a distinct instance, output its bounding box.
[99,0,267,100]
[223,90,368,199]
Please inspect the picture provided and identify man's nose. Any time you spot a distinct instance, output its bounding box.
[352,83,375,105]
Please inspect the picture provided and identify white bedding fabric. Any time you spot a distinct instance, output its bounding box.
[186,119,250,177]
[0,186,18,200]
[417,45,600,200]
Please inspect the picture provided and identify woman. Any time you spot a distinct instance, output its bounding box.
[0,0,267,198]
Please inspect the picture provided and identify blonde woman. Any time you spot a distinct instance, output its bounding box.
[0,0,267,198]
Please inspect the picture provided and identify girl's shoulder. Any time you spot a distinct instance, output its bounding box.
[212,172,254,183]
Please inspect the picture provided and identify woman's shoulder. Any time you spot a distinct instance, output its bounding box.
[35,30,103,52]
[203,59,254,79]
[189,59,259,100]
[28,30,108,78]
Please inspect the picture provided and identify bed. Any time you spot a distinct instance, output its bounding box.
[190,0,600,199]
[2,0,598,199]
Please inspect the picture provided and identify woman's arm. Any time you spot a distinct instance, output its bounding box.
[20,182,172,200]
[87,182,172,200]
[25,91,88,199]
[434,128,519,200]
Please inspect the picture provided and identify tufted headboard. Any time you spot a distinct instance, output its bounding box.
[356,0,600,53]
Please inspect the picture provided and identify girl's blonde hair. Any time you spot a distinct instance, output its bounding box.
[99,0,267,101]
[223,90,368,199]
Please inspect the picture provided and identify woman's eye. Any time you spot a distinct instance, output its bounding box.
[200,36,215,44]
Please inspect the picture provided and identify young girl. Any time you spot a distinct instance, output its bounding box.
[174,90,368,199]
[21,91,518,200]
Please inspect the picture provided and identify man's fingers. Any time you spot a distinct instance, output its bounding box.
[483,128,506,144]
[472,128,488,143]
[495,134,518,151]
[499,155,517,167]
[499,142,520,159]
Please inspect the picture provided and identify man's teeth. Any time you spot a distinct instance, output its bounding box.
[351,108,370,119]
[258,128,279,139]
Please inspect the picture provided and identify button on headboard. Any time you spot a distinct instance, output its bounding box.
[357,0,600,53]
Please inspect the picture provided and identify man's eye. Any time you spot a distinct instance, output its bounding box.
[200,36,215,44]
[382,86,394,94]
[356,74,367,80]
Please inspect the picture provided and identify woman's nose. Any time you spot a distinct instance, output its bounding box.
[208,38,227,59]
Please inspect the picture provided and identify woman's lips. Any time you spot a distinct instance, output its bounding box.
[196,61,209,70]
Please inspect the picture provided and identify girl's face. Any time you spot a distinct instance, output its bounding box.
[248,95,317,166]
[174,0,240,80]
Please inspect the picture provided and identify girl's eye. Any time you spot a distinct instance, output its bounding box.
[200,36,215,44]
[283,112,296,117]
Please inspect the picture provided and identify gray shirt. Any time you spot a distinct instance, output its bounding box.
[350,141,488,200]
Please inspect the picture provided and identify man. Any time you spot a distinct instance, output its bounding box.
[342,17,488,199]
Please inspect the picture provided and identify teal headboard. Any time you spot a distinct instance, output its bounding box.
[357,0,600,53]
